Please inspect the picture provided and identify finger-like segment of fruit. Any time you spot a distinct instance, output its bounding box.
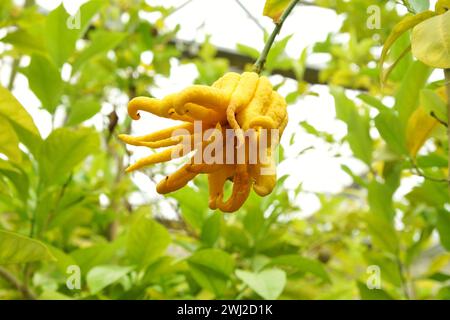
[226,72,260,130]
[214,72,241,99]
[128,95,173,119]
[250,91,287,130]
[119,123,194,144]
[235,77,274,130]
[187,163,222,174]
[250,152,277,197]
[118,135,186,148]
[174,86,229,112]
[176,103,224,123]
[216,170,251,213]
[125,145,188,172]
[207,165,235,210]
[156,164,198,194]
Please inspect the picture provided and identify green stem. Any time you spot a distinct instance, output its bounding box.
[445,69,450,195]
[253,0,300,74]
[0,267,36,299]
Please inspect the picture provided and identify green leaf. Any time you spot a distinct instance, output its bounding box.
[412,10,450,68]
[268,255,330,282]
[368,180,396,222]
[66,99,102,126]
[263,0,291,22]
[126,213,171,268]
[0,230,54,265]
[0,115,21,163]
[236,268,286,300]
[38,127,99,186]
[357,281,394,300]
[0,86,41,156]
[72,30,127,72]
[170,179,210,231]
[45,2,105,67]
[200,212,222,247]
[330,86,373,164]
[357,94,389,113]
[266,34,293,71]
[236,43,260,60]
[1,29,47,55]
[366,214,399,254]
[25,54,63,113]
[87,265,134,294]
[421,88,447,122]
[45,5,78,67]
[437,209,450,251]
[188,249,234,296]
[71,241,122,274]
[394,61,431,126]
[374,110,408,155]
[379,11,436,79]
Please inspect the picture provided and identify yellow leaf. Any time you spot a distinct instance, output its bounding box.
[263,0,291,22]
[406,106,438,158]
[406,87,448,158]
[412,10,450,68]
[379,11,436,82]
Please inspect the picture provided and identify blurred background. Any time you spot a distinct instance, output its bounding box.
[0,0,449,300]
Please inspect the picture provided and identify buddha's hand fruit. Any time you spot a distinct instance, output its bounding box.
[119,72,288,213]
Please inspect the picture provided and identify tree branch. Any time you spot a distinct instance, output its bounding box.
[0,267,36,300]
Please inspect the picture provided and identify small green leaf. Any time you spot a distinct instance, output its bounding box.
[366,214,399,254]
[236,43,260,60]
[66,99,102,126]
[394,61,431,126]
[25,54,63,113]
[45,1,105,66]
[374,111,408,155]
[87,265,134,294]
[188,249,234,296]
[330,86,373,164]
[412,10,450,68]
[236,268,286,300]
[200,212,222,247]
[0,230,54,265]
[38,127,99,186]
[126,213,171,268]
[72,30,127,72]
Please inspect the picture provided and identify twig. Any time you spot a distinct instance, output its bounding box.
[253,0,300,74]
[167,0,195,18]
[430,111,448,127]
[410,160,449,183]
[445,69,450,194]
[0,267,36,300]
[234,0,265,32]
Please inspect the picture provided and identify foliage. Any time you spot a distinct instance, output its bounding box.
[0,0,449,301]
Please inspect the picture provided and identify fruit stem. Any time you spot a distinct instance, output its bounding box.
[253,0,300,74]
